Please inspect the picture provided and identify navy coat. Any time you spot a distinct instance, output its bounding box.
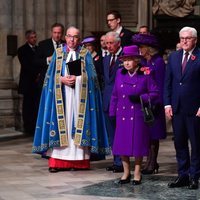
[164,47,200,115]
[102,53,123,112]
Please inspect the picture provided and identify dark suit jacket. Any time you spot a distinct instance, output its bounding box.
[119,27,134,47]
[36,38,65,88]
[17,43,41,94]
[164,47,200,114]
[102,52,123,112]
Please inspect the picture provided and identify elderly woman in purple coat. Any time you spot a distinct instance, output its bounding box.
[132,34,166,175]
[109,45,159,185]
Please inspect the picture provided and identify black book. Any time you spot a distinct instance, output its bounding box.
[67,59,82,76]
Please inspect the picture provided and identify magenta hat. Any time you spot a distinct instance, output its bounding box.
[119,45,142,60]
[132,34,159,48]
[81,36,96,44]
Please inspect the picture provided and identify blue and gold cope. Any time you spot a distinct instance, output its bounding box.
[32,44,110,155]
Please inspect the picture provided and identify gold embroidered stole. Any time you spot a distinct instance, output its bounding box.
[55,46,68,147]
[74,47,88,145]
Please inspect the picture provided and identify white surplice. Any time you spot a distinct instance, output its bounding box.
[48,50,90,160]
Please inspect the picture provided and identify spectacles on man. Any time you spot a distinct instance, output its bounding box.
[180,37,195,41]
[107,18,116,23]
[66,34,79,39]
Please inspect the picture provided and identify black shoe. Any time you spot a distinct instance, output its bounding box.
[117,174,131,184]
[48,167,59,173]
[132,176,142,185]
[141,163,159,175]
[113,165,124,173]
[188,179,199,190]
[106,165,115,171]
[168,176,189,188]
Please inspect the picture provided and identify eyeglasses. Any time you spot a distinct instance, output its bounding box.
[180,37,195,41]
[107,18,116,23]
[66,34,79,40]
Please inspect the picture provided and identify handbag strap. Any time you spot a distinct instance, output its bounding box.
[140,96,151,110]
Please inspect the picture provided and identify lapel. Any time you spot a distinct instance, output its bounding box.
[103,55,111,81]
[176,50,183,80]
[181,47,199,80]
[109,51,123,82]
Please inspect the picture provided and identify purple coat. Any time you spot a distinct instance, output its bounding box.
[109,68,159,157]
[142,54,166,140]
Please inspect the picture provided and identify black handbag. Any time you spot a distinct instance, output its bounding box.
[140,96,155,124]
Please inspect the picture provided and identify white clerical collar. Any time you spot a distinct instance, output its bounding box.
[66,50,76,62]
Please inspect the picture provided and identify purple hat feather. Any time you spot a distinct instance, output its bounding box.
[132,34,159,48]
[81,36,96,44]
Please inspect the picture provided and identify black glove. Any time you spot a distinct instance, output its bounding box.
[129,95,140,103]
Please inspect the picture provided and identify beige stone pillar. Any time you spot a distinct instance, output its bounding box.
[57,0,67,27]
[35,0,46,40]
[137,0,149,30]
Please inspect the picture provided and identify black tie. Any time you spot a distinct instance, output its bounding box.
[182,52,189,74]
[110,54,116,67]
[32,46,36,52]
[56,42,60,48]
[109,54,116,76]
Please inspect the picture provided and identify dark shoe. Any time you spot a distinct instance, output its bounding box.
[188,179,199,190]
[48,167,59,173]
[168,176,189,188]
[113,165,124,173]
[132,176,142,185]
[106,165,115,171]
[141,163,159,175]
[117,174,131,184]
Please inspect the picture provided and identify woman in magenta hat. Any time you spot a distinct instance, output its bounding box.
[132,34,166,175]
[109,45,159,185]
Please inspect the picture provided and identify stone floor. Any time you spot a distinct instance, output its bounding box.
[0,133,199,200]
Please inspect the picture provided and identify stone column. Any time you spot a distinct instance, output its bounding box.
[57,0,67,27]
[137,0,149,30]
[0,0,19,127]
[35,0,46,40]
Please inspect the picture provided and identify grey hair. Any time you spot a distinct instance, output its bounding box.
[66,26,80,37]
[105,31,121,43]
[179,26,197,38]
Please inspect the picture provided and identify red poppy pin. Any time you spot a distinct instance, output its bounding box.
[94,55,99,61]
[191,54,196,61]
[140,67,151,75]
[120,32,124,37]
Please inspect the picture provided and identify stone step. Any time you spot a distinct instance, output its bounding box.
[0,127,23,141]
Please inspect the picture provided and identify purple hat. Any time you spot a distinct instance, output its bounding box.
[81,36,96,44]
[119,45,142,60]
[132,34,159,48]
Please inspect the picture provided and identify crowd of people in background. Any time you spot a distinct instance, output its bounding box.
[17,10,200,190]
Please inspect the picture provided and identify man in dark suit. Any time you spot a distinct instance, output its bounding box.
[138,25,150,35]
[164,26,200,190]
[36,22,65,90]
[103,31,123,172]
[18,30,41,135]
[106,10,134,47]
